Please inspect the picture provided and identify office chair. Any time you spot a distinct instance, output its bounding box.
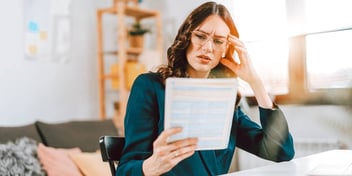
[99,136,125,176]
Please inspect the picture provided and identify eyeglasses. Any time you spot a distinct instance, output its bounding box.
[191,31,228,52]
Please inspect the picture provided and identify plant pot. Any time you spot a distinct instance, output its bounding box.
[129,35,144,48]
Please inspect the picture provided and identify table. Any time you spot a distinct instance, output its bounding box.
[223,150,352,176]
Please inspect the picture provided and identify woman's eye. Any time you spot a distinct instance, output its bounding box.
[196,34,207,40]
[214,39,225,45]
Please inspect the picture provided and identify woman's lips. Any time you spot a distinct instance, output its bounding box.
[198,55,211,64]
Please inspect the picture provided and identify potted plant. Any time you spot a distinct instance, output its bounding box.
[128,21,150,48]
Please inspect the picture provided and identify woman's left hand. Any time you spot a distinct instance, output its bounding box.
[221,34,274,108]
[220,34,260,85]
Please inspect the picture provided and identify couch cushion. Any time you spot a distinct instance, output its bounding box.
[37,143,82,176]
[69,151,111,176]
[0,123,43,143]
[35,119,118,152]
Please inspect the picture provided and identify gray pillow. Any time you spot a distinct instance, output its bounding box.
[35,119,118,152]
[0,124,42,143]
[0,137,44,176]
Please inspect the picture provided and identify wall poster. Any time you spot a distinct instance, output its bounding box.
[23,0,71,62]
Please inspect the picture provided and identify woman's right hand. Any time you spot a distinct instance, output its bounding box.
[142,128,198,176]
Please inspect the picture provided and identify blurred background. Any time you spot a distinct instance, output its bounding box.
[0,0,351,172]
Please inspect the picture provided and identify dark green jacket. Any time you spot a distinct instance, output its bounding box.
[116,72,294,176]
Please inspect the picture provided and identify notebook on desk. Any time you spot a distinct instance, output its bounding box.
[307,162,352,176]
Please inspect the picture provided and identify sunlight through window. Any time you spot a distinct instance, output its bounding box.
[305,0,352,90]
[232,0,289,96]
[306,30,352,90]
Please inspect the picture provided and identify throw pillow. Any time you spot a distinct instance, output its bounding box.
[37,143,82,176]
[69,151,111,176]
[35,119,118,152]
[0,137,44,176]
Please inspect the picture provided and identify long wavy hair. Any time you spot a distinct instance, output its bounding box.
[157,1,239,83]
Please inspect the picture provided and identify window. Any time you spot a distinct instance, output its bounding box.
[305,0,352,33]
[231,0,352,105]
[305,0,352,90]
[306,29,352,90]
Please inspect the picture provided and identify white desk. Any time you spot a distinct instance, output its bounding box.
[224,150,352,176]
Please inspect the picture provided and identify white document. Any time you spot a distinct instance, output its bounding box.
[164,78,238,150]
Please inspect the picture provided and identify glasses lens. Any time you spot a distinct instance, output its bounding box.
[191,31,227,51]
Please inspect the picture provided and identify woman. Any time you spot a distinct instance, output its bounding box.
[116,1,295,175]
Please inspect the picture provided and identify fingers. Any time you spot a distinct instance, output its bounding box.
[171,140,197,157]
[227,34,245,49]
[155,129,198,159]
[168,137,198,152]
[153,128,183,157]
[171,145,197,163]
[168,138,198,164]
[227,34,248,63]
[145,130,198,175]
[154,127,182,146]
[153,128,197,157]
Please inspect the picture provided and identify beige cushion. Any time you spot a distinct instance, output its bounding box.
[69,151,110,176]
[37,143,82,176]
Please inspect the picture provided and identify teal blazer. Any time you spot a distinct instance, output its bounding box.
[116,73,294,176]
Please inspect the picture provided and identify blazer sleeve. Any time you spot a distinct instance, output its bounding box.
[235,106,295,162]
[116,74,160,176]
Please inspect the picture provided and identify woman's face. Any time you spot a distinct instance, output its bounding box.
[186,15,230,78]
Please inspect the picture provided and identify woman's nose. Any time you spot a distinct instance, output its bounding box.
[201,39,214,52]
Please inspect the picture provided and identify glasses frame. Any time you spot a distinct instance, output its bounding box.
[190,30,228,52]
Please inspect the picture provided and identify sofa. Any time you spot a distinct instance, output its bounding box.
[0,119,119,176]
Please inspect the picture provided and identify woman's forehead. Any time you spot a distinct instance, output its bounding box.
[196,15,230,36]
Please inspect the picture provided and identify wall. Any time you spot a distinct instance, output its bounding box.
[0,0,103,125]
[0,0,234,126]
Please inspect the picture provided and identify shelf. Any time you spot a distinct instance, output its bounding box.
[103,74,118,79]
[96,2,163,135]
[97,6,158,19]
[102,47,144,55]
